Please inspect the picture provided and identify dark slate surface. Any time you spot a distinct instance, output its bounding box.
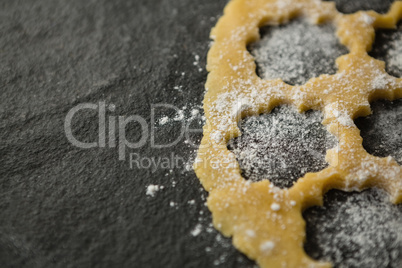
[1,0,401,268]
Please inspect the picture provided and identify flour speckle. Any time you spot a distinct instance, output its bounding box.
[146,184,163,197]
[191,223,203,237]
[260,241,275,254]
[271,203,281,211]
[159,116,169,125]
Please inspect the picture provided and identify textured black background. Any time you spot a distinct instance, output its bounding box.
[1,0,401,268]
[0,0,257,267]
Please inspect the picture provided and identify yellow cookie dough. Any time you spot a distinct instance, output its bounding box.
[194,0,402,267]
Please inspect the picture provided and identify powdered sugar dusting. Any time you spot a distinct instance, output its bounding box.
[304,188,402,268]
[325,0,395,14]
[370,21,402,78]
[355,99,402,165]
[249,19,348,85]
[228,105,337,188]
[387,26,402,77]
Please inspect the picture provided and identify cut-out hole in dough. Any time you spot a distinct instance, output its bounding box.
[248,18,348,86]
[303,188,402,268]
[355,99,402,165]
[324,0,395,14]
[369,21,402,78]
[227,105,337,188]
